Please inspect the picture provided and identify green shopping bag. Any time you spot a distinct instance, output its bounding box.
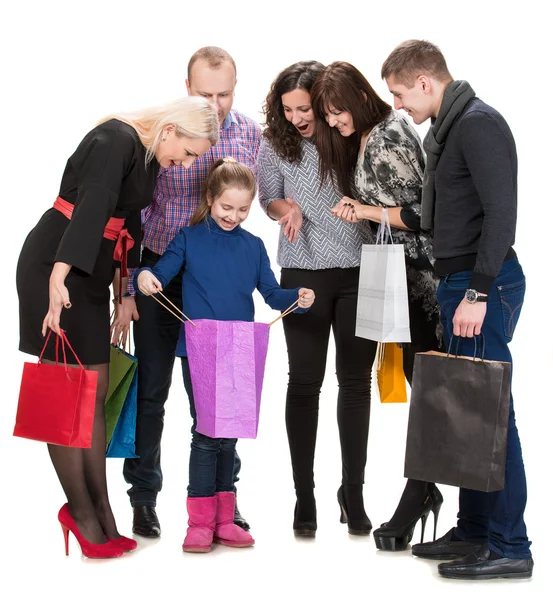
[105,345,137,448]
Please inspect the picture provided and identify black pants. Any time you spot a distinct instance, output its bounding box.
[281,267,377,490]
[123,248,241,506]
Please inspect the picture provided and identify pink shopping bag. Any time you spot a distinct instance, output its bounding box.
[184,320,270,439]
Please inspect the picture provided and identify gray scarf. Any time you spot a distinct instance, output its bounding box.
[421,80,475,231]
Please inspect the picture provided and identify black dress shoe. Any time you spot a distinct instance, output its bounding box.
[412,527,483,559]
[132,506,161,538]
[233,501,250,532]
[438,546,534,580]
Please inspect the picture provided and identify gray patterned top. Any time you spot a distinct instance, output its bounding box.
[258,136,373,270]
[354,111,440,333]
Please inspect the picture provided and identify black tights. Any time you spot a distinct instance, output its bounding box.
[281,268,377,493]
[45,361,118,544]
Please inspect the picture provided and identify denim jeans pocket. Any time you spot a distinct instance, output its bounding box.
[497,278,525,340]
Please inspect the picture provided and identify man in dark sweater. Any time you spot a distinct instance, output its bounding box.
[381,40,533,580]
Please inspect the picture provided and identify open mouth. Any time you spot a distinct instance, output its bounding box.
[297,124,309,132]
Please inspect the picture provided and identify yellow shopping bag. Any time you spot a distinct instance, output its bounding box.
[376,343,408,403]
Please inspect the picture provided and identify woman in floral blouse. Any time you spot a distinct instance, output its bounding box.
[311,61,443,552]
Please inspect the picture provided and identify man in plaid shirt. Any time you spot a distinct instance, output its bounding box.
[121,47,261,539]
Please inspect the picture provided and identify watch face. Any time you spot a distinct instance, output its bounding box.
[465,289,478,303]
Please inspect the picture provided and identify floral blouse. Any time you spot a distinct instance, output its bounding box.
[354,111,440,338]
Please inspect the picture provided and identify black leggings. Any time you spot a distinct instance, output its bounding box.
[281,268,377,491]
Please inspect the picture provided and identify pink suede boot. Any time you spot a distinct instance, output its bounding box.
[213,492,255,548]
[182,496,217,553]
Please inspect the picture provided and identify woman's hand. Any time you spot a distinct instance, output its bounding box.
[111,296,139,347]
[137,271,163,296]
[331,196,364,223]
[42,263,72,336]
[278,198,303,243]
[298,288,315,309]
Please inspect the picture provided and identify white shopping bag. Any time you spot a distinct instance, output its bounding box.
[355,210,411,343]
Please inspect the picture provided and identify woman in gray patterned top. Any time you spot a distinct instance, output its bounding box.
[258,61,377,538]
[311,61,443,552]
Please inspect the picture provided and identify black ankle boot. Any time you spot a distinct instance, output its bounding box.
[293,493,317,538]
[337,485,372,535]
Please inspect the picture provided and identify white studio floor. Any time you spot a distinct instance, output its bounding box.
[1,317,548,600]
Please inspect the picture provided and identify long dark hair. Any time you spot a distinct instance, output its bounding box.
[263,60,325,163]
[190,158,257,225]
[310,61,392,197]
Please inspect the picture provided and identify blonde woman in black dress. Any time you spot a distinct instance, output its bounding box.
[16,96,219,558]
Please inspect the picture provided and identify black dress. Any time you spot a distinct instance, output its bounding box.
[17,119,158,364]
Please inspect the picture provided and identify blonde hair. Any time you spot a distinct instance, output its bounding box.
[98,96,219,164]
[190,158,257,226]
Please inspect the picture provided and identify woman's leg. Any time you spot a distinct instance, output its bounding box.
[384,300,443,529]
[46,361,110,543]
[281,269,333,515]
[80,363,122,538]
[332,268,377,523]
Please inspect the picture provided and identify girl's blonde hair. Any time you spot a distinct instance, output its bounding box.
[190,158,257,226]
[98,96,219,164]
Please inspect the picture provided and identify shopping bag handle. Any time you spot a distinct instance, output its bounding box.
[376,207,393,246]
[38,330,86,372]
[447,333,486,361]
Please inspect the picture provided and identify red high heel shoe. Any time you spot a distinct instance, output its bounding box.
[107,536,138,552]
[58,504,123,559]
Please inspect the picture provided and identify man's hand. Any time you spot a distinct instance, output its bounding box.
[453,298,487,337]
[111,296,139,346]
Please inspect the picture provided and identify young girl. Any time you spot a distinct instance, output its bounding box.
[136,158,315,553]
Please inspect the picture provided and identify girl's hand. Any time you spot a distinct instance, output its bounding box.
[278,198,303,243]
[137,271,163,296]
[42,264,72,336]
[298,288,315,309]
[111,296,139,346]
[331,196,363,222]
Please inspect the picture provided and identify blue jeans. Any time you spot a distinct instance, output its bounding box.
[437,258,531,559]
[181,358,237,498]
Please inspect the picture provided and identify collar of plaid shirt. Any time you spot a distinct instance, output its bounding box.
[140,109,260,258]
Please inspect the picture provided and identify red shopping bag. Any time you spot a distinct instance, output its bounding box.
[13,331,98,448]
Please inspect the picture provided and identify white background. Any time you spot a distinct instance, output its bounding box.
[1,1,550,598]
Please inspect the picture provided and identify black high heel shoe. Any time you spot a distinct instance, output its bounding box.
[428,482,443,541]
[293,497,317,538]
[373,483,443,551]
[337,485,372,536]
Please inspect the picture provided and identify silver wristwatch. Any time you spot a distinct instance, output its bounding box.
[464,289,488,304]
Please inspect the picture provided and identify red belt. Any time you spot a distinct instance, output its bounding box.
[53,196,134,304]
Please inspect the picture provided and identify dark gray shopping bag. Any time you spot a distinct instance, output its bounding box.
[404,342,511,492]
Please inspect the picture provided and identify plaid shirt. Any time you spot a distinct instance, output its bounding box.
[128,109,260,294]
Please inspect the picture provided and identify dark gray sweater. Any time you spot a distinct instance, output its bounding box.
[433,98,517,294]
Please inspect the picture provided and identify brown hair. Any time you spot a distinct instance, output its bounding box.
[187,46,237,81]
[381,40,452,87]
[310,61,391,197]
[263,61,325,163]
[190,158,257,225]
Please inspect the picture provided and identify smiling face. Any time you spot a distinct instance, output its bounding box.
[385,75,437,124]
[187,59,236,126]
[155,127,211,168]
[324,104,355,137]
[281,88,316,138]
[208,187,253,231]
